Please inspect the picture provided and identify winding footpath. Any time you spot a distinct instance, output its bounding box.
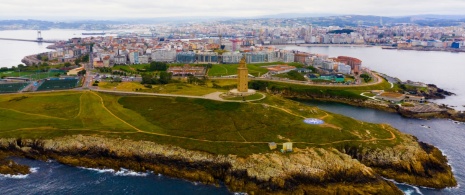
[87,89,397,146]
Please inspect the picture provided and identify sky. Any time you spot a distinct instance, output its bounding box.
[1,0,465,20]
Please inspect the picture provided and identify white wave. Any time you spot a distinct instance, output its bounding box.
[0,173,29,179]
[79,167,149,177]
[78,167,115,173]
[29,167,39,173]
[403,189,414,195]
[412,186,423,195]
[382,177,426,195]
[114,168,148,177]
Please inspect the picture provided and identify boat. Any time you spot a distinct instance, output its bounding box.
[381,46,397,50]
[82,32,106,35]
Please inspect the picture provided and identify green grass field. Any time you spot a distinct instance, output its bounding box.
[98,82,225,96]
[208,64,269,77]
[1,71,52,80]
[0,90,403,156]
[207,62,305,77]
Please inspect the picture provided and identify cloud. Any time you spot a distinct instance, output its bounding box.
[0,0,464,20]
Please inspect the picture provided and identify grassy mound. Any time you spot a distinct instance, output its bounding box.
[0,90,401,156]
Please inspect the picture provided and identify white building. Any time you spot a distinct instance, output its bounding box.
[151,49,177,62]
[222,52,243,64]
[338,64,352,74]
[282,52,295,63]
[128,52,139,64]
[139,55,149,64]
[114,55,127,65]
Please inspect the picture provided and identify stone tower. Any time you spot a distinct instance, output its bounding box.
[237,56,248,92]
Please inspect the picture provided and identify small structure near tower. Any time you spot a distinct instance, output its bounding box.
[229,56,256,96]
[281,142,293,153]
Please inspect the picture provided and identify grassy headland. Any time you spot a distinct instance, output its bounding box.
[0,89,456,193]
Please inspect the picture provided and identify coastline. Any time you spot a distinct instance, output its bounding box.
[0,135,402,194]
[385,47,465,53]
[0,134,456,194]
[272,44,375,47]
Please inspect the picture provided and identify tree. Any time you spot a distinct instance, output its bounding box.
[141,73,154,84]
[74,58,81,66]
[307,65,316,73]
[17,64,25,73]
[113,77,122,82]
[77,70,86,76]
[81,54,89,62]
[149,62,168,71]
[64,62,72,67]
[286,70,306,81]
[158,71,172,84]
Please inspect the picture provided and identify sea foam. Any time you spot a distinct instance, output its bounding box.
[79,167,148,177]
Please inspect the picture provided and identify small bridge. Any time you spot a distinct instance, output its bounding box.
[0,31,61,43]
[0,37,58,43]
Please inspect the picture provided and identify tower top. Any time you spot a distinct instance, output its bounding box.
[239,56,246,68]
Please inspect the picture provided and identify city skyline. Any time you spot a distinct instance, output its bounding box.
[1,0,465,20]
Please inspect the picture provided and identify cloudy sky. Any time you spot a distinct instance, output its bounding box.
[1,0,465,20]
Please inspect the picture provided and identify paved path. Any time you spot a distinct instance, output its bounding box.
[212,72,385,88]
[91,89,266,103]
[202,92,226,101]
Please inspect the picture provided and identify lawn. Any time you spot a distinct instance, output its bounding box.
[223,93,264,101]
[0,90,404,156]
[249,79,395,100]
[0,71,52,80]
[98,82,225,96]
[113,64,150,73]
[208,64,269,77]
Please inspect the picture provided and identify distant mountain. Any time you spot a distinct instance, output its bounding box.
[0,14,464,30]
[233,14,465,27]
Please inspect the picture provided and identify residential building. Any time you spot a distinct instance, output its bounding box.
[151,49,176,62]
[139,55,149,64]
[176,52,196,63]
[222,52,243,64]
[196,51,218,64]
[129,52,139,64]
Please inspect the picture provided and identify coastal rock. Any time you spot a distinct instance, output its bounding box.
[0,135,402,194]
[341,132,456,189]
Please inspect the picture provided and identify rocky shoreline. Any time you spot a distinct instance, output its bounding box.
[0,134,456,194]
[273,88,465,122]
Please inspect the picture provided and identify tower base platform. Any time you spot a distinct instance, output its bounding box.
[228,89,256,97]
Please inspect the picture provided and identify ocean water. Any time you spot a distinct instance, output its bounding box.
[302,100,465,195]
[0,29,118,67]
[0,158,230,195]
[282,45,465,110]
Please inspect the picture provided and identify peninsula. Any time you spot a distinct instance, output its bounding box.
[0,35,459,194]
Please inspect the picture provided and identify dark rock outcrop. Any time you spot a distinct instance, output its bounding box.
[0,135,405,194]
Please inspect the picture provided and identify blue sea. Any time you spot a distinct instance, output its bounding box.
[0,158,230,195]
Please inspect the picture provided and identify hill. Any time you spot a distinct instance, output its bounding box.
[0,90,456,193]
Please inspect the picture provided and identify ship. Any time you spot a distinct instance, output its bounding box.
[82,32,106,36]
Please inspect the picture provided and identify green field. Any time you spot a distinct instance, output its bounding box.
[208,64,269,77]
[0,90,403,156]
[98,82,226,96]
[208,62,306,77]
[0,71,52,80]
[249,79,395,100]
